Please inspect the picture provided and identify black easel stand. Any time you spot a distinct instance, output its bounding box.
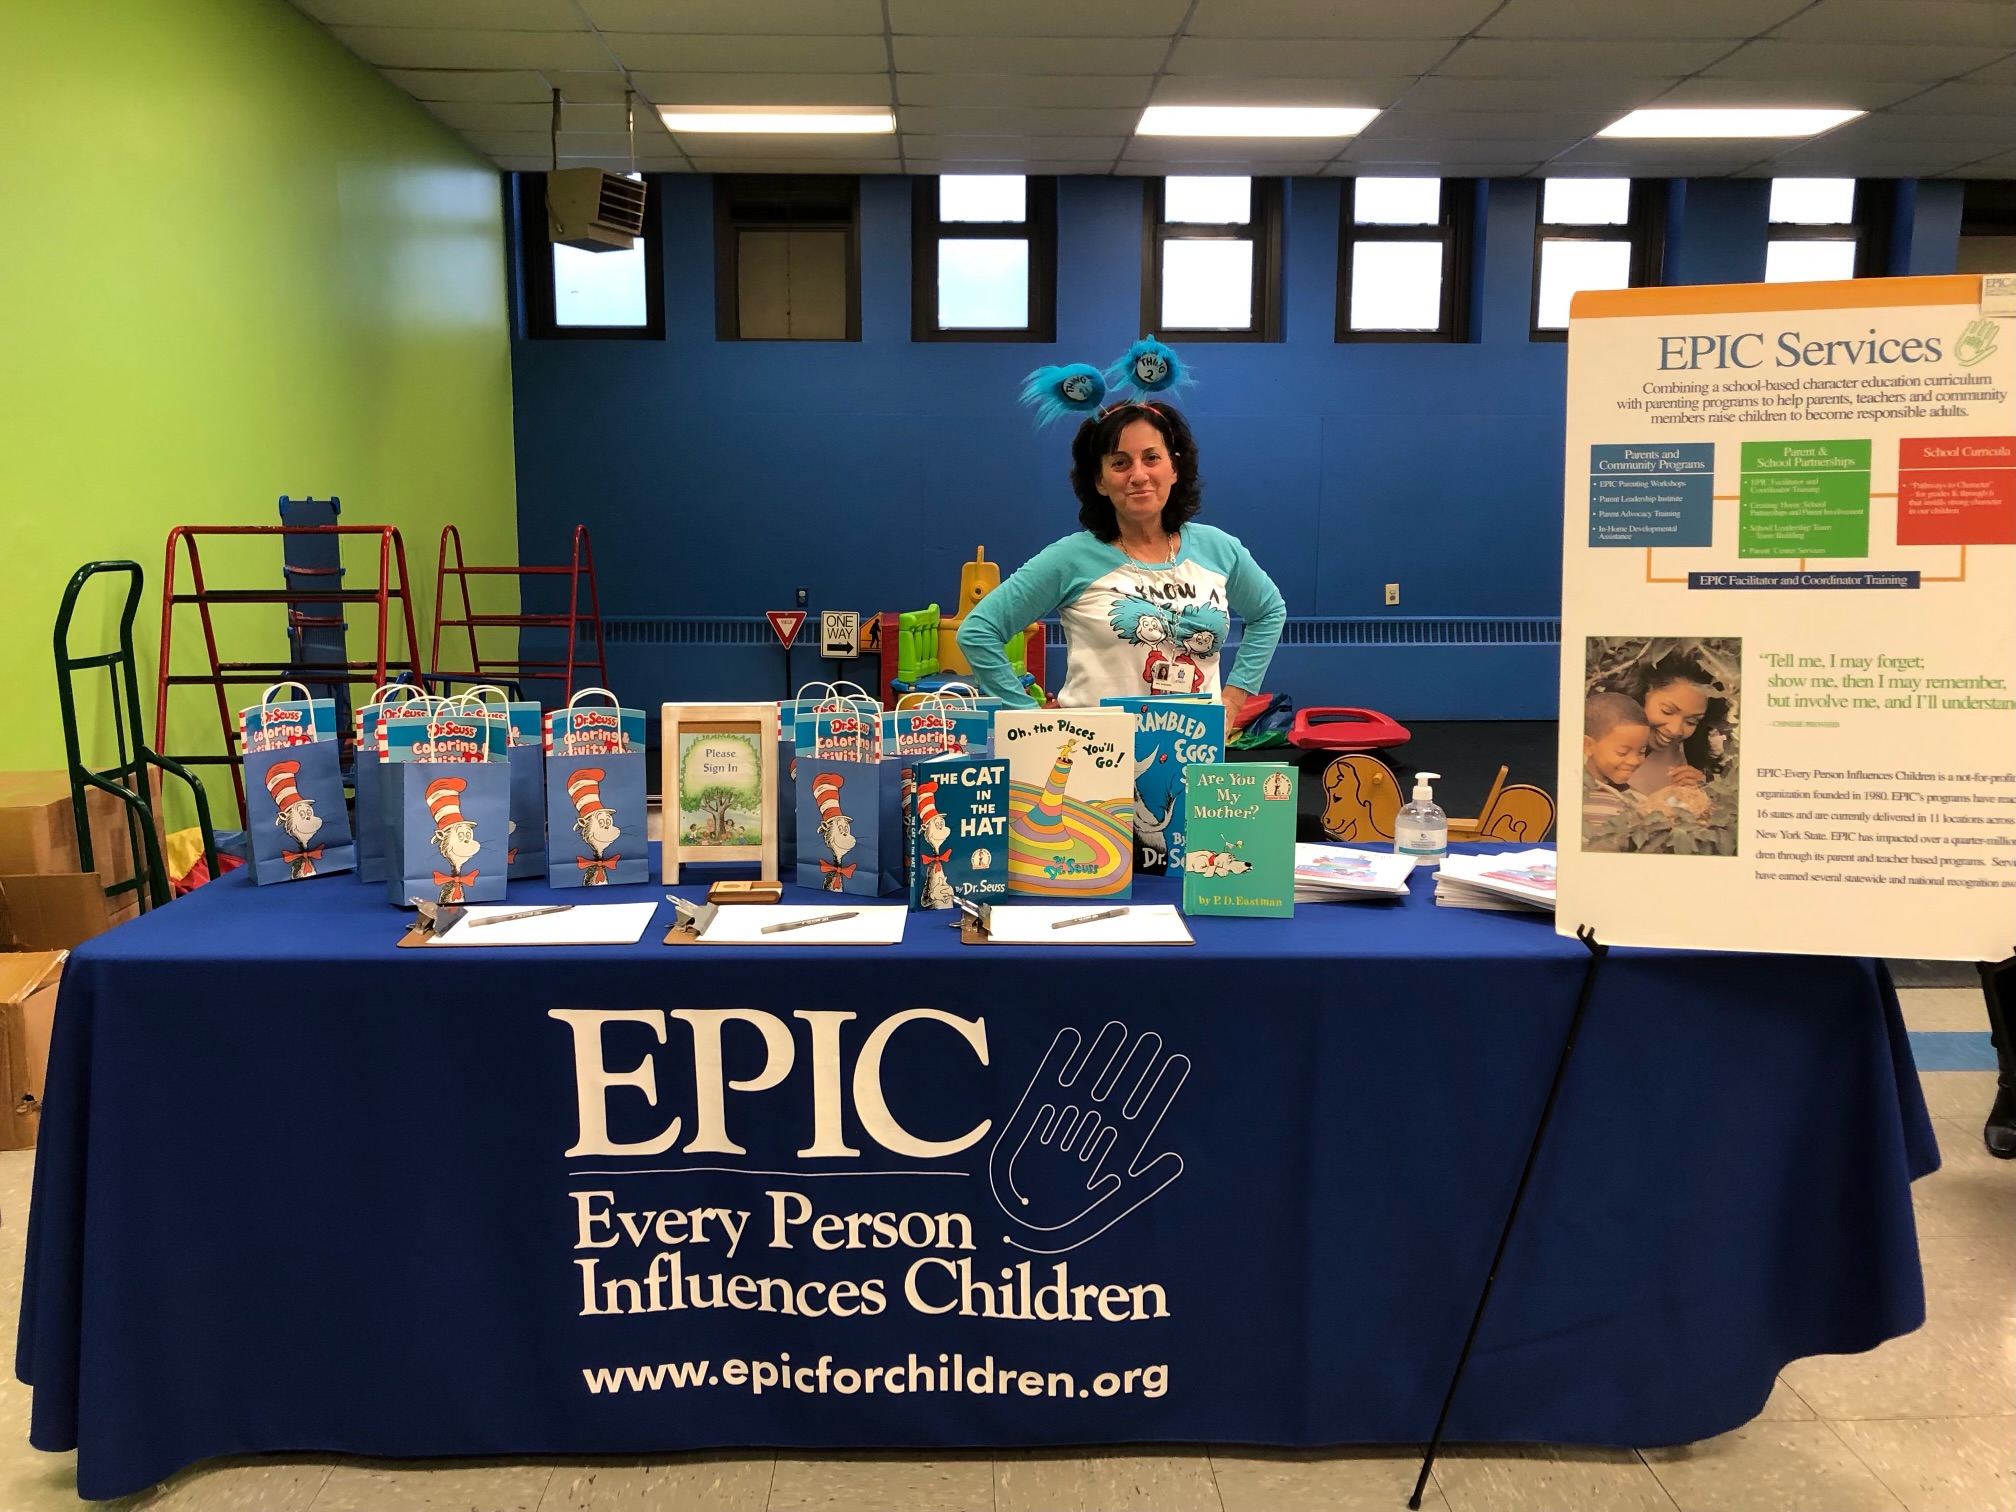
[1979,952,2016,1150]
[1408,925,1610,1509]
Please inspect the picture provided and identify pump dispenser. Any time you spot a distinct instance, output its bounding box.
[1395,770,1448,867]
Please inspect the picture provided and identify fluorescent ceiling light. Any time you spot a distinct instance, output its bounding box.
[1137,106,1378,138]
[1599,108,1862,139]
[658,107,894,134]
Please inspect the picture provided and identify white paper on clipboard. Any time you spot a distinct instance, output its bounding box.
[689,906,909,945]
[420,902,659,946]
[982,904,1193,945]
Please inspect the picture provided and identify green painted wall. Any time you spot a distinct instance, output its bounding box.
[0,0,517,822]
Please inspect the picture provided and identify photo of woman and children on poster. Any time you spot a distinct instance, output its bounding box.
[1582,636,1741,857]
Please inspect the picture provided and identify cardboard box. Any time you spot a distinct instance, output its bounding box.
[0,875,113,952]
[0,951,64,1151]
[0,770,166,927]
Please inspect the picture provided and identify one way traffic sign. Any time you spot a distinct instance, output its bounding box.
[766,610,807,649]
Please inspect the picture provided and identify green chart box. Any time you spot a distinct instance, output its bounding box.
[1738,440,1872,558]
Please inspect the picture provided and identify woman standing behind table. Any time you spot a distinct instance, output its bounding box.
[958,346,1285,715]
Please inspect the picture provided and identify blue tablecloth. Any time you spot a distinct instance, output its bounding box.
[17,847,1936,1500]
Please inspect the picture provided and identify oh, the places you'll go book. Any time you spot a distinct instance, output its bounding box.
[1100,695,1224,874]
[1182,763,1296,917]
[992,708,1133,897]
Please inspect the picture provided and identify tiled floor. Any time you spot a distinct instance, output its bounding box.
[0,985,2006,1510]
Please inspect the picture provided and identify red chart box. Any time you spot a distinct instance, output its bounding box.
[1897,435,2016,545]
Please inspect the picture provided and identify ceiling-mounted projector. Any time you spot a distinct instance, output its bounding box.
[547,168,646,252]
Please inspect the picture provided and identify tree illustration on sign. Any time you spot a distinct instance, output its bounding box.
[680,733,762,846]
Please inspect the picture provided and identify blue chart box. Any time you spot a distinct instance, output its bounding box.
[1588,443,1715,548]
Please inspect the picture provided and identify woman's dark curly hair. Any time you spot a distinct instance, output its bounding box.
[1068,402,1203,542]
[1630,650,1718,702]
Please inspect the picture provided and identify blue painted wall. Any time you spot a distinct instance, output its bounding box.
[508,174,1957,721]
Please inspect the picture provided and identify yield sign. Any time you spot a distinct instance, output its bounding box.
[766,610,806,649]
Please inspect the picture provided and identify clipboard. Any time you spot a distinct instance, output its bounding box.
[955,901,1195,946]
[397,902,660,947]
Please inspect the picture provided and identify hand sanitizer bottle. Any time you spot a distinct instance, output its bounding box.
[1394,771,1448,868]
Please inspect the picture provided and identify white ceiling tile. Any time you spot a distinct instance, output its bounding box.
[1955,149,2016,174]
[901,134,1127,161]
[1704,40,2009,81]
[669,132,899,158]
[897,74,1156,108]
[1359,110,1613,140]
[1166,38,1453,76]
[1829,112,2016,143]
[892,37,1170,72]
[1185,0,1497,39]
[1112,160,1332,177]
[494,156,552,170]
[1478,0,1806,40]
[1651,75,1929,109]
[1119,137,1346,163]
[1342,137,1583,161]
[541,71,635,102]
[632,72,892,105]
[1968,55,2016,85]
[1149,75,1413,107]
[579,0,884,33]
[1394,76,1676,111]
[1436,38,1738,77]
[897,106,1142,135]
[887,0,1189,37]
[1887,80,2016,113]
[327,26,612,70]
[607,33,889,70]
[551,154,691,171]
[427,99,643,133]
[294,0,580,26]
[1330,161,1543,177]
[1772,0,2016,46]
[687,157,897,172]
[910,159,1117,174]
[380,68,553,102]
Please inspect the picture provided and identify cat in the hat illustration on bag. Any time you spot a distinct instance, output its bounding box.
[811,771,856,892]
[566,767,621,884]
[265,760,325,879]
[425,777,482,903]
[913,778,955,910]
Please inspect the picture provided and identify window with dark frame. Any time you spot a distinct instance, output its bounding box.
[513,172,666,341]
[713,175,861,342]
[912,175,1057,342]
[1142,177,1283,343]
[1337,177,1473,343]
[1958,179,2016,274]
[1531,177,1664,340]
[1766,178,1879,283]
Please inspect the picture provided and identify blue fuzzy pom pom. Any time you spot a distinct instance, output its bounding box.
[1105,338,1189,397]
[1018,363,1108,428]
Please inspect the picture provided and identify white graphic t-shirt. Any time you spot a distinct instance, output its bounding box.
[956,524,1286,708]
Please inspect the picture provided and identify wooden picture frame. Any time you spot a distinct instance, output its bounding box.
[661,703,780,884]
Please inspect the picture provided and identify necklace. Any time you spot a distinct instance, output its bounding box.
[1120,530,1178,567]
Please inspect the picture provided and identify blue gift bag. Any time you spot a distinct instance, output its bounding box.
[460,685,548,882]
[777,682,875,874]
[240,682,356,887]
[380,698,510,907]
[795,696,904,897]
[545,688,648,888]
[353,683,430,885]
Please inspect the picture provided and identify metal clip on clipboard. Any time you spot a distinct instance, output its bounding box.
[665,894,719,943]
[954,895,993,945]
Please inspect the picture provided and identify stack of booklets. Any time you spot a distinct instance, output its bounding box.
[1292,844,1416,902]
[1434,849,1557,912]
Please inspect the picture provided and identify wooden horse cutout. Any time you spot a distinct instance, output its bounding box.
[1320,754,1401,843]
[1447,765,1556,844]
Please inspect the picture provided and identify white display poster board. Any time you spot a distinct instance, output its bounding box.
[1556,275,2015,960]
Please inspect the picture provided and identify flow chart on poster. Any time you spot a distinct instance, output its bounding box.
[1556,275,2014,960]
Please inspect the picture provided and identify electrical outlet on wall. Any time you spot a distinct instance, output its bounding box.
[1384,582,1400,606]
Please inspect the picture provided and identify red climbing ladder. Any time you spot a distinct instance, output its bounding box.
[428,524,609,702]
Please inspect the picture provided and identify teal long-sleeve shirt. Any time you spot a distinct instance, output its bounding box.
[956,523,1286,709]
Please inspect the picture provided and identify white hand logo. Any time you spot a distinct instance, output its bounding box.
[990,1021,1188,1253]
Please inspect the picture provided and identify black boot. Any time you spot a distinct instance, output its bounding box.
[1982,960,2016,1159]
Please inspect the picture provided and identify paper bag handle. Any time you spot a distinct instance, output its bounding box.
[258,681,314,708]
[371,681,430,707]
[567,686,622,710]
